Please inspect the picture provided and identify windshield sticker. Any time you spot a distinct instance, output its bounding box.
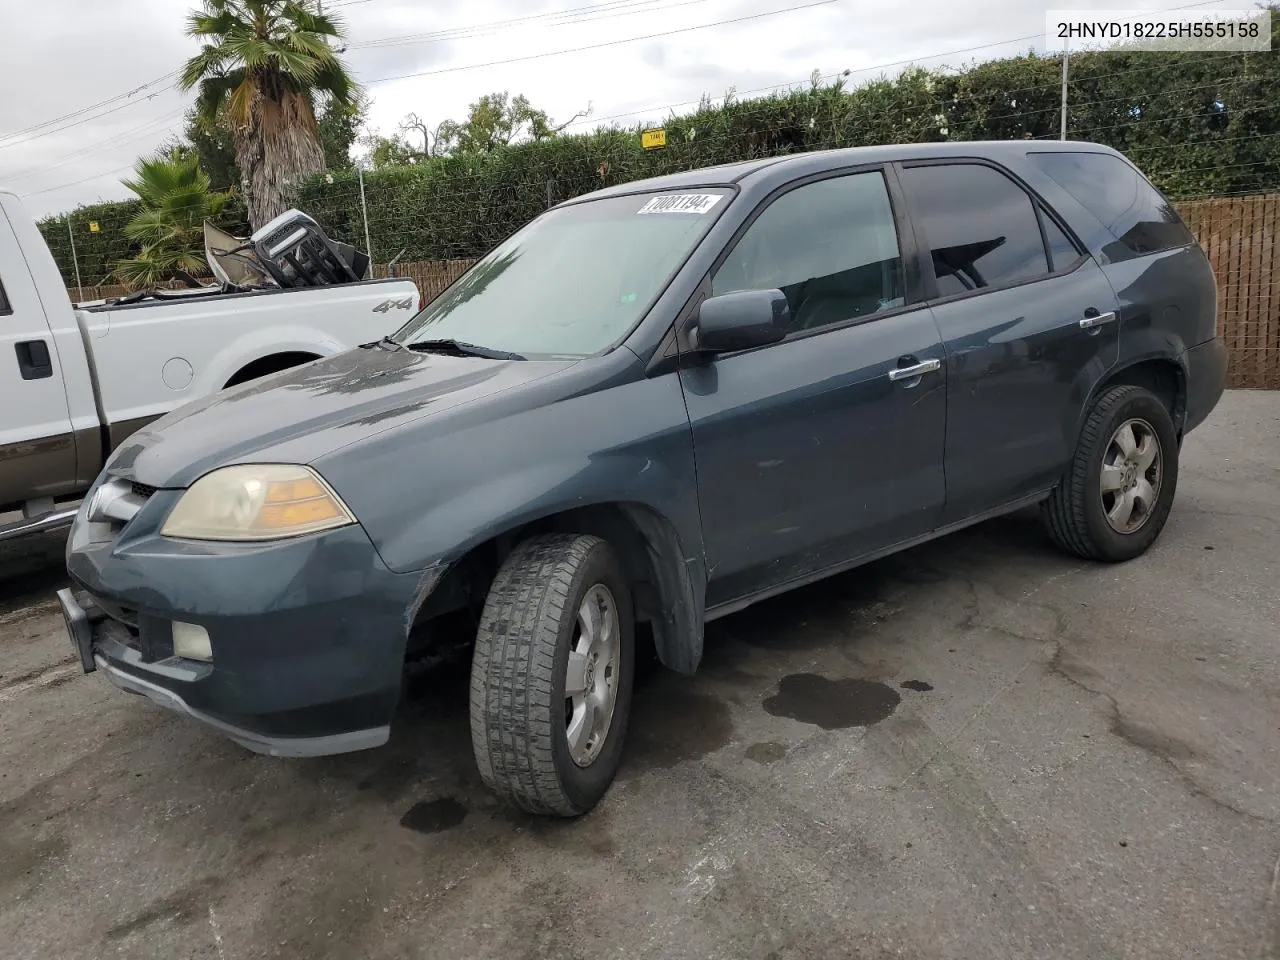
[637,193,722,215]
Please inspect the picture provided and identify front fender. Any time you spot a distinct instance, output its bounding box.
[320,365,709,672]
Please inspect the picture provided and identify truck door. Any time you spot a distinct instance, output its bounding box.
[0,203,77,507]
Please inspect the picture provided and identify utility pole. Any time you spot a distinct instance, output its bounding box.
[1060,48,1069,141]
[66,215,84,303]
[357,162,374,265]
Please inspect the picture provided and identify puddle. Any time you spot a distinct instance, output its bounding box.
[763,674,901,730]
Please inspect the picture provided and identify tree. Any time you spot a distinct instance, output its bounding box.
[185,92,364,191]
[440,92,591,154]
[317,91,367,171]
[114,147,231,289]
[356,94,591,169]
[183,107,239,192]
[360,130,421,170]
[179,0,361,228]
[400,112,455,158]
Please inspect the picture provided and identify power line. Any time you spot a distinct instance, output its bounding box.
[563,34,1048,131]
[0,82,181,153]
[0,70,180,149]
[8,0,1242,154]
[1,0,747,155]
[22,0,1264,203]
[0,109,186,182]
[558,0,1246,131]
[353,0,715,50]
[27,161,139,196]
[366,0,845,84]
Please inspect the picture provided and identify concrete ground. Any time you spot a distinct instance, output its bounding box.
[1,390,1277,960]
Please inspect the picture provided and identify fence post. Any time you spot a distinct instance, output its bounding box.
[357,163,374,267]
[66,214,84,303]
[546,180,554,209]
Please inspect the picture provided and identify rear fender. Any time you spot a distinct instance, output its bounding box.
[1070,349,1189,448]
[197,326,347,395]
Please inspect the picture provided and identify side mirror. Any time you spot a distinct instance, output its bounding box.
[690,289,790,355]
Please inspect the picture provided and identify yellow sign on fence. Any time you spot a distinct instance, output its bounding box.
[88,221,100,233]
[641,128,667,150]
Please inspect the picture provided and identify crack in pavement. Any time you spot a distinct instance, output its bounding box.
[1047,644,1277,827]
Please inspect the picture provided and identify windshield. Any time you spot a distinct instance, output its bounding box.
[391,189,731,358]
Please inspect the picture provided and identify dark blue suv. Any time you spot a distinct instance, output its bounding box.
[59,141,1226,817]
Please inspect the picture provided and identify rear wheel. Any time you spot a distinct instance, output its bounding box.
[1042,384,1179,562]
[470,533,634,817]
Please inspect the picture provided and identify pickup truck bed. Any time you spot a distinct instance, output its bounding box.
[0,189,421,530]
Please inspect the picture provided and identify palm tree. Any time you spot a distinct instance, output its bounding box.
[179,0,359,228]
[115,147,231,289]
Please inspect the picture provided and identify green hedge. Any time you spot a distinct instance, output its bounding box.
[36,196,250,288]
[38,24,1280,274]
[300,41,1280,261]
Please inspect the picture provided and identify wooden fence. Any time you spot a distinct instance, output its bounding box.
[67,193,1279,388]
[1177,194,1279,389]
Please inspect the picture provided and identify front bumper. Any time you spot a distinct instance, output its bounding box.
[62,494,426,757]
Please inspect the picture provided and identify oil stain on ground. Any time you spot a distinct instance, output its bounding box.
[764,674,901,730]
[626,684,733,771]
[745,741,788,764]
[900,680,934,692]
[400,797,467,835]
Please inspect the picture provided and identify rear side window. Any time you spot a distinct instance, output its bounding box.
[1027,151,1195,257]
[713,171,904,333]
[0,275,10,315]
[1043,216,1083,272]
[901,163,1051,297]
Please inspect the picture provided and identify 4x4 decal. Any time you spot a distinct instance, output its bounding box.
[373,297,415,313]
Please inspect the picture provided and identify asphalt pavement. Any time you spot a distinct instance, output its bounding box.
[1,390,1277,960]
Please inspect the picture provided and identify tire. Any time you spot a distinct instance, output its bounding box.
[470,533,635,817]
[1042,384,1180,562]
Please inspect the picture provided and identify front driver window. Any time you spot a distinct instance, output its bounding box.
[712,171,904,334]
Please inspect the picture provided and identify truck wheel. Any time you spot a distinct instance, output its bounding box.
[470,533,634,817]
[1042,384,1179,562]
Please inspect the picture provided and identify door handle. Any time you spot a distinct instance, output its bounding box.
[888,358,941,382]
[15,340,53,380]
[1079,311,1117,330]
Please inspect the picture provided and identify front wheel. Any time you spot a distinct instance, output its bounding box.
[470,533,634,817]
[1042,384,1180,562]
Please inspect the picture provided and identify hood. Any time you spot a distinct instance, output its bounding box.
[108,347,577,488]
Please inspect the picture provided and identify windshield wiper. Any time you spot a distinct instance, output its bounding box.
[359,335,405,351]
[406,338,526,361]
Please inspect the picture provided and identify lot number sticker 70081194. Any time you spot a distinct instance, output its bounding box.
[637,194,722,215]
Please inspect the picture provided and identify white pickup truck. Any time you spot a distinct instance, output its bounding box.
[0,188,422,540]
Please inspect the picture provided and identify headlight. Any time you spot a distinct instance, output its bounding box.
[160,464,356,541]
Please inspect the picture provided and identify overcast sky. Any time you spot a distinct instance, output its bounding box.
[0,0,1239,218]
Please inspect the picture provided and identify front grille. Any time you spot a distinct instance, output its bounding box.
[92,593,139,630]
[85,479,155,539]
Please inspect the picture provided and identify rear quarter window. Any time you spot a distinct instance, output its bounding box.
[0,275,10,314]
[1027,151,1195,259]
